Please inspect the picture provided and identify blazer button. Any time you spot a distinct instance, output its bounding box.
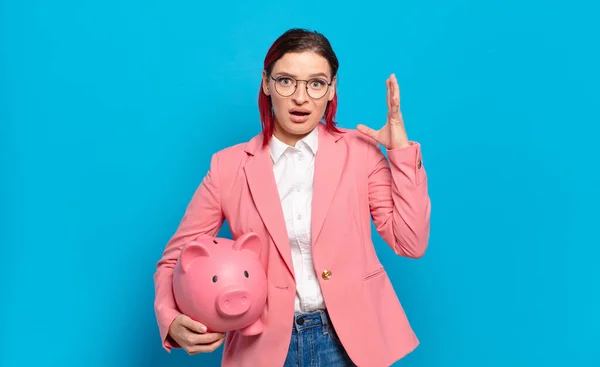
[321,269,332,280]
[417,159,422,168]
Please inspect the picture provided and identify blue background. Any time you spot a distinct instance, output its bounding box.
[1,0,599,366]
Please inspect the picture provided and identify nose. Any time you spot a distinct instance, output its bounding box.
[216,287,252,317]
[292,82,309,104]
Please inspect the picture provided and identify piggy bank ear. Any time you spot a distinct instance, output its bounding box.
[179,241,211,273]
[232,232,262,257]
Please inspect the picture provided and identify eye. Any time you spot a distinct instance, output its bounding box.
[312,79,328,89]
[212,275,218,283]
[278,77,293,85]
[244,271,249,278]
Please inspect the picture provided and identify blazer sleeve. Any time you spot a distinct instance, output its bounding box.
[367,140,431,258]
[153,152,225,352]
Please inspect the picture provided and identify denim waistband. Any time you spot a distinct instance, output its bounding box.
[292,309,331,332]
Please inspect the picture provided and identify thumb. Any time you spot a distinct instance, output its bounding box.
[356,124,378,140]
[181,315,208,333]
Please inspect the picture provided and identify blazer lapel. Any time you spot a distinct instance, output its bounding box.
[243,135,295,279]
[311,124,346,249]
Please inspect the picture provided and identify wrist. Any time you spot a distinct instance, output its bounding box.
[389,132,410,149]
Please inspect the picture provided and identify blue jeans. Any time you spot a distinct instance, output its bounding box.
[283,310,356,367]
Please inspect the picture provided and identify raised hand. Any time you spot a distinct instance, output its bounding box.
[357,73,410,149]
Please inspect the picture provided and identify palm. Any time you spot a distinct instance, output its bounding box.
[357,74,409,149]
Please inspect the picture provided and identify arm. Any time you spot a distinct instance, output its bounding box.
[357,73,431,258]
[367,140,431,258]
[153,152,225,352]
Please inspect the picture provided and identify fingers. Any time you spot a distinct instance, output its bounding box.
[169,314,227,355]
[186,335,226,355]
[178,315,223,345]
[180,314,207,334]
[188,331,225,346]
[386,77,391,111]
[391,74,400,112]
[386,74,401,119]
[386,74,401,114]
[182,330,226,355]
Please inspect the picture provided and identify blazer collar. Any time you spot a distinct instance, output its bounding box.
[243,123,346,279]
[244,122,343,156]
[268,124,319,164]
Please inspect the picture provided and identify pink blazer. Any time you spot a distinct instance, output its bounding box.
[153,122,431,367]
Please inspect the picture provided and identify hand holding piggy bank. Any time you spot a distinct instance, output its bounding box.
[173,232,268,336]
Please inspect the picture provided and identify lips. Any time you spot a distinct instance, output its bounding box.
[289,108,311,116]
[288,108,311,123]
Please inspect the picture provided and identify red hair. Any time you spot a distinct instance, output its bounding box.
[258,29,342,146]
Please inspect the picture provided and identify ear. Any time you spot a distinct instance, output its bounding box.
[232,232,262,257]
[179,241,211,273]
[262,70,271,96]
[328,75,337,102]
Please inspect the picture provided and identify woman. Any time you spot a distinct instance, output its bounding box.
[153,28,431,367]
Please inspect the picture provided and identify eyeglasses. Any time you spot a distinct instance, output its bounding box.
[270,75,332,99]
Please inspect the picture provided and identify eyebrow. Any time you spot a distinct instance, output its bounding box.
[274,71,330,79]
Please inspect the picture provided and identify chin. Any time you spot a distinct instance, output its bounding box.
[282,119,319,135]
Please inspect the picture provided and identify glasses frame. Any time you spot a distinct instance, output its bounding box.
[269,75,333,99]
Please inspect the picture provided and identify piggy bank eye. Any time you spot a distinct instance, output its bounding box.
[212,275,218,283]
[244,271,249,278]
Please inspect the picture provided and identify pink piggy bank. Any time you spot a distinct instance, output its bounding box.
[173,232,267,336]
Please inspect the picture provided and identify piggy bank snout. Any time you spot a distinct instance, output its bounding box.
[216,286,252,317]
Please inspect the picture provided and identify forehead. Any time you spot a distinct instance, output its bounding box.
[271,51,331,77]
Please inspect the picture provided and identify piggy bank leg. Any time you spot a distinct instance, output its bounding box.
[239,319,263,336]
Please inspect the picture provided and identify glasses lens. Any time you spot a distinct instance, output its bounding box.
[275,77,296,97]
[273,77,329,98]
[307,78,328,99]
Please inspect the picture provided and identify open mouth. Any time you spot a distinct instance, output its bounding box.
[289,110,311,123]
[290,111,310,116]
